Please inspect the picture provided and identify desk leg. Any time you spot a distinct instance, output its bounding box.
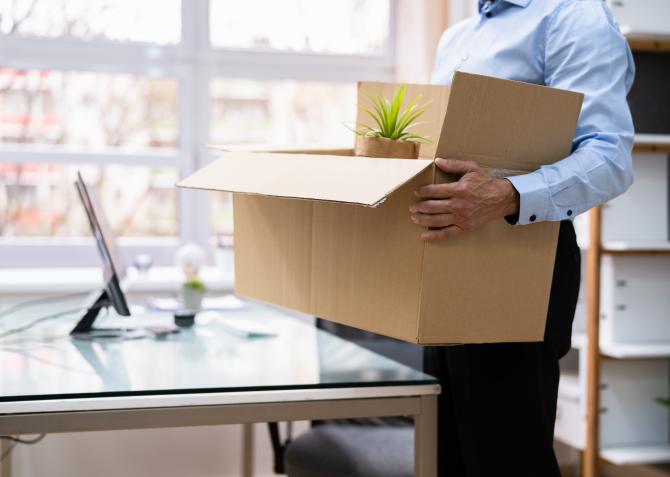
[0,439,12,477]
[242,423,254,477]
[414,395,438,477]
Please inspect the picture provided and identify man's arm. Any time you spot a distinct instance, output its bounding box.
[412,0,634,238]
[507,0,635,225]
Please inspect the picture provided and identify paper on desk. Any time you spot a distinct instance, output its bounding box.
[199,312,277,338]
[149,294,246,312]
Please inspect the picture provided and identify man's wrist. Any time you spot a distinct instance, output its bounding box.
[499,178,520,218]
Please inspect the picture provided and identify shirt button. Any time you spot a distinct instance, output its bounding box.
[461,53,469,62]
[567,209,573,217]
[529,214,537,222]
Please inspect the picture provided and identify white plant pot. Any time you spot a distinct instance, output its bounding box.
[182,288,205,311]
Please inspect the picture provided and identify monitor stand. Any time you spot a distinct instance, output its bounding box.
[70,289,150,340]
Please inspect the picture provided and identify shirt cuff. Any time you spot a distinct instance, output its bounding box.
[505,172,549,225]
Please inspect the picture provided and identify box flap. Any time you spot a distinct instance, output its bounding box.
[206,143,355,156]
[436,72,584,171]
[177,151,433,207]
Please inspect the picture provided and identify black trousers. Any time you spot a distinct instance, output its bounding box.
[424,220,581,477]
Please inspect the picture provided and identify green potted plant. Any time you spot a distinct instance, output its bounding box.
[182,278,207,312]
[656,397,670,407]
[351,84,431,159]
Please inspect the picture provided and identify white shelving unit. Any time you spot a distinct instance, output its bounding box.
[559,147,670,475]
[558,335,670,465]
[553,25,670,475]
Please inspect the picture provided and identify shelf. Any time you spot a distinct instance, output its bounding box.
[634,143,670,154]
[634,134,670,154]
[603,249,670,256]
[601,341,670,359]
[627,35,670,53]
[571,333,670,359]
[601,444,670,465]
[602,241,670,255]
[577,237,670,256]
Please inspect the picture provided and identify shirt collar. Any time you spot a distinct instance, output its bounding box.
[478,0,532,13]
[504,0,532,7]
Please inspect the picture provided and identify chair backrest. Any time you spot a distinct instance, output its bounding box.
[316,319,423,371]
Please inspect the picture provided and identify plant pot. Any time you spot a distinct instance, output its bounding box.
[354,135,420,159]
[182,287,205,312]
[174,311,196,328]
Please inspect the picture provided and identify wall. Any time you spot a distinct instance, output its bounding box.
[10,422,309,477]
[394,0,476,83]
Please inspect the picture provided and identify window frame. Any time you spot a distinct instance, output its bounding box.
[0,0,396,267]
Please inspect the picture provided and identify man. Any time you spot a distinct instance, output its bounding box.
[413,0,635,475]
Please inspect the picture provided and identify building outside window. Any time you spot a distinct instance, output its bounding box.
[0,0,395,267]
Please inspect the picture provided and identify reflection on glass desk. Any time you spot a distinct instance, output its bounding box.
[0,298,436,404]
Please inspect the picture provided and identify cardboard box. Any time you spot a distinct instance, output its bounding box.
[179,72,583,344]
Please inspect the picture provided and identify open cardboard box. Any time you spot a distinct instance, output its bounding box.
[179,72,583,344]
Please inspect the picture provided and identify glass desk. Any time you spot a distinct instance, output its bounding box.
[0,298,439,477]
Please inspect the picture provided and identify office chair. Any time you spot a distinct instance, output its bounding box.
[268,319,423,477]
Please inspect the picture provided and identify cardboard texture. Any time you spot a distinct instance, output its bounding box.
[179,72,584,344]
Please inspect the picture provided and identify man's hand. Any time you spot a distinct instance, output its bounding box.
[410,158,520,241]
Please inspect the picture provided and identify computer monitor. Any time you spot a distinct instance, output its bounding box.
[71,172,131,338]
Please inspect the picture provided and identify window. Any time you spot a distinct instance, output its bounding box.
[209,79,356,146]
[0,68,179,148]
[0,164,177,237]
[209,0,391,54]
[0,0,181,44]
[0,0,394,267]
[208,79,358,237]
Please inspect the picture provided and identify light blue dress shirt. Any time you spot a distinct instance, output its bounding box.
[431,0,635,225]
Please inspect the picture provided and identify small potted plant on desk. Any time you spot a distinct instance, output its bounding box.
[175,278,206,328]
[176,242,207,328]
[182,278,207,311]
[352,84,431,159]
